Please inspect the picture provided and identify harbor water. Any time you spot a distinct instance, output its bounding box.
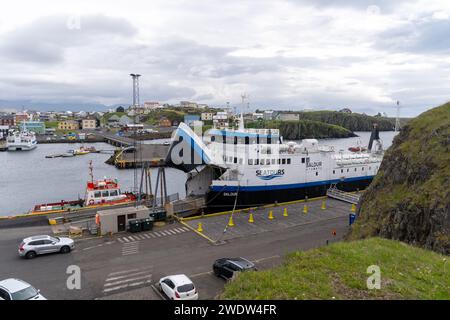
[0,131,397,216]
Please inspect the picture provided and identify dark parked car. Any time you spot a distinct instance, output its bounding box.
[212,257,256,280]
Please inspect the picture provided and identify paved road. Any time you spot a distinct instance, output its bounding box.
[0,213,349,300]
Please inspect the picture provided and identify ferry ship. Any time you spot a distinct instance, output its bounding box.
[166,116,384,213]
[31,162,136,214]
[6,130,37,151]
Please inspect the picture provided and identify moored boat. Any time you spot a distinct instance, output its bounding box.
[30,161,136,214]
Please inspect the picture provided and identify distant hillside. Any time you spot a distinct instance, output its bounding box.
[297,111,402,131]
[221,238,448,300]
[246,119,356,140]
[349,103,450,254]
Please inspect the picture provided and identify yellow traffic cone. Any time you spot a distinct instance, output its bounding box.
[268,210,274,220]
[248,213,254,223]
[351,203,356,212]
[321,200,326,210]
[283,208,288,217]
[197,222,203,232]
[303,204,308,214]
[228,215,235,227]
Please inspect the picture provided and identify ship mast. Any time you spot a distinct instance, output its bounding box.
[89,160,94,183]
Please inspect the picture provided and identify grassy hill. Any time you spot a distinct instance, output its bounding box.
[246,119,356,139]
[221,238,448,300]
[349,103,450,253]
[297,111,402,131]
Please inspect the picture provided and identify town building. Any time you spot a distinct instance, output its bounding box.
[0,125,10,138]
[144,102,161,110]
[107,115,121,127]
[0,115,15,126]
[58,120,80,130]
[180,101,198,108]
[201,112,214,121]
[14,112,30,124]
[213,111,229,128]
[252,113,264,120]
[158,117,172,127]
[20,121,46,134]
[81,118,98,130]
[119,115,133,126]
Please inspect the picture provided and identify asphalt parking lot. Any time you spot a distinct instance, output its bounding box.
[183,198,353,243]
[0,199,351,300]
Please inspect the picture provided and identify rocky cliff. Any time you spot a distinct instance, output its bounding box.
[349,103,450,254]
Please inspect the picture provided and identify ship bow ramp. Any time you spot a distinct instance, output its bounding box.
[165,122,225,173]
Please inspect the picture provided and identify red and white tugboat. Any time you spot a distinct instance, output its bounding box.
[31,161,136,214]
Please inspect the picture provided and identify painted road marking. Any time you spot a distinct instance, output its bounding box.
[116,226,192,243]
[103,267,153,294]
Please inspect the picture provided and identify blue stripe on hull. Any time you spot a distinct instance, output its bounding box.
[211,175,375,192]
[205,176,374,213]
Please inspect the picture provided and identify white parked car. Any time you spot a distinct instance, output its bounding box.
[158,274,198,300]
[0,279,46,300]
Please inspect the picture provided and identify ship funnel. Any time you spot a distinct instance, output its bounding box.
[368,123,380,151]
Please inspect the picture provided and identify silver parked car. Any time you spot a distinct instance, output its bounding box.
[0,278,46,300]
[18,235,74,259]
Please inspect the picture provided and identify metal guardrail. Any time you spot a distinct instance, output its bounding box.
[326,188,361,204]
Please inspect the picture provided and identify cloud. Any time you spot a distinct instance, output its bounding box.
[0,1,449,116]
[0,14,136,64]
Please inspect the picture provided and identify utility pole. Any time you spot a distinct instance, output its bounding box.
[130,74,141,198]
[395,100,401,132]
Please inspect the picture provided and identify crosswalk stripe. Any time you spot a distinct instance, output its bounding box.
[127,236,135,241]
[143,233,151,239]
[166,229,176,235]
[107,268,140,276]
[176,227,186,233]
[181,227,189,231]
[171,228,181,233]
[104,274,153,287]
[117,238,124,243]
[122,237,130,243]
[153,232,162,237]
[149,233,156,238]
[160,231,169,236]
[106,271,149,282]
[102,279,151,293]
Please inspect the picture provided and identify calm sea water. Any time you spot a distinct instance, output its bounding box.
[0,131,397,216]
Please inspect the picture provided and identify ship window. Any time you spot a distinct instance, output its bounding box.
[94,191,101,198]
[211,136,215,142]
[347,169,349,172]
[287,158,291,164]
[110,190,118,196]
[362,167,364,171]
[239,158,243,165]
[234,136,237,145]
[355,168,357,172]
[234,157,237,164]
[369,166,371,170]
[333,170,335,174]
[102,191,109,197]
[301,158,305,163]
[255,159,259,165]
[316,172,318,176]
[278,158,281,165]
[245,136,249,144]
[271,159,275,164]
[282,158,286,165]
[248,159,253,165]
[341,169,343,173]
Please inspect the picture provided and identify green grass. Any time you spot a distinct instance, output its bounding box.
[220,238,449,300]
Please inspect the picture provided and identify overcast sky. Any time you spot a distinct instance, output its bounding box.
[1,0,450,116]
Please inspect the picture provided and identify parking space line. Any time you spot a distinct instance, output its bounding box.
[102,279,151,293]
[104,274,153,287]
[106,269,153,282]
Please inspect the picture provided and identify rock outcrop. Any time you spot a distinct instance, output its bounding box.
[349,103,450,254]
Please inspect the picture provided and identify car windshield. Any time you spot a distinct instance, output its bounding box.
[11,286,38,300]
[177,284,195,293]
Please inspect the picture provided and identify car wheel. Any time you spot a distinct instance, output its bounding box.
[60,246,71,254]
[26,251,37,259]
